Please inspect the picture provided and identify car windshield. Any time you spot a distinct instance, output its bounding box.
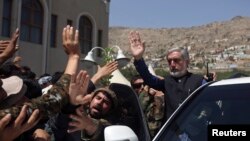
[155,83,250,141]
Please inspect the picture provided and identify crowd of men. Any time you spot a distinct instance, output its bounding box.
[0,26,215,141]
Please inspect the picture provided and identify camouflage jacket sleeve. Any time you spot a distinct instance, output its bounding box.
[0,74,71,119]
[138,91,154,113]
[146,94,165,137]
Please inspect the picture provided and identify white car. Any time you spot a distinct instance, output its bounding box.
[106,77,250,141]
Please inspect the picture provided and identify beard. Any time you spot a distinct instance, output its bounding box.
[169,64,188,78]
[89,105,102,119]
[169,69,187,78]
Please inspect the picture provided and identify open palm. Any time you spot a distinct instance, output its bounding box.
[69,70,90,105]
[129,31,145,60]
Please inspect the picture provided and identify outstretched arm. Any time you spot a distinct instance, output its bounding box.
[0,25,82,120]
[129,31,165,91]
[91,61,118,85]
[68,106,110,141]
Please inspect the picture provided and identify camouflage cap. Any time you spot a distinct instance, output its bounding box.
[92,87,118,110]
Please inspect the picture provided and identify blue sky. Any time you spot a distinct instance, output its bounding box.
[109,0,250,28]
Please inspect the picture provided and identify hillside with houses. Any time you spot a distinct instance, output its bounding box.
[109,16,250,72]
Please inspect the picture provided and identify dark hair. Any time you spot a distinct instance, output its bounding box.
[130,74,144,89]
[23,79,42,99]
[0,62,22,78]
[51,71,63,84]
[92,88,118,111]
[130,74,142,85]
[22,66,31,72]
[20,69,36,80]
[24,71,36,80]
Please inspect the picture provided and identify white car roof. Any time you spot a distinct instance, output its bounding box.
[210,77,250,86]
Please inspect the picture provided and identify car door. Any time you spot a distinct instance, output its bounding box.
[153,82,250,141]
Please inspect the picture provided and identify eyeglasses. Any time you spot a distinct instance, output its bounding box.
[167,58,183,64]
[132,82,144,89]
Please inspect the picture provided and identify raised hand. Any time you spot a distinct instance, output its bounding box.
[91,61,118,84]
[0,40,10,53]
[68,106,97,135]
[62,25,81,75]
[128,31,145,60]
[0,28,19,65]
[98,61,118,76]
[69,70,91,105]
[62,25,80,57]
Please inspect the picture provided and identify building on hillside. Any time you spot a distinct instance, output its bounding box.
[0,0,110,76]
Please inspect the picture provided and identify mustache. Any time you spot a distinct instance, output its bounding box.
[170,68,179,72]
[93,104,102,112]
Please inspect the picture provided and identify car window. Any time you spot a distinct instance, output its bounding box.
[155,83,250,141]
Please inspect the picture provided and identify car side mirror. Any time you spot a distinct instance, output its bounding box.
[104,125,138,141]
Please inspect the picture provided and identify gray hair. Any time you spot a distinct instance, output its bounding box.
[166,47,189,61]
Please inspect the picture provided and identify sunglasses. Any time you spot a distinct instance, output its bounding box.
[132,82,144,89]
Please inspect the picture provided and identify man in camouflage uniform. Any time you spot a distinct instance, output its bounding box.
[53,87,118,141]
[0,70,90,141]
[0,25,90,141]
[139,85,164,137]
[0,25,87,120]
[131,75,164,137]
[0,73,71,119]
